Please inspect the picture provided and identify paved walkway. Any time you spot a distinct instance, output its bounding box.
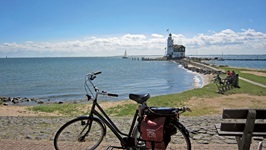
[0,139,264,150]
[0,139,245,150]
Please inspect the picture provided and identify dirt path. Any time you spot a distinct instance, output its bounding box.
[0,105,62,117]
[186,94,266,115]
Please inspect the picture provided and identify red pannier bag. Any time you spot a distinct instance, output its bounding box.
[140,115,167,150]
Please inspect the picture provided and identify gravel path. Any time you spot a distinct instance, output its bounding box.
[0,116,264,149]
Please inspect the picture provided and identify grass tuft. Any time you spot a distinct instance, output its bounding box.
[28,103,87,116]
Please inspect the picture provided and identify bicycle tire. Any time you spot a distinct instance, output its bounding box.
[132,120,191,150]
[54,116,106,150]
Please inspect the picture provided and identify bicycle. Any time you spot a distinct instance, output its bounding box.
[54,71,192,150]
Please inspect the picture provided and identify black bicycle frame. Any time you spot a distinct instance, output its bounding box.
[88,97,139,147]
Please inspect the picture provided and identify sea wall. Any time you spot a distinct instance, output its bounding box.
[177,58,224,75]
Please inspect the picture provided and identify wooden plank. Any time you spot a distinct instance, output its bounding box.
[241,109,256,150]
[256,109,266,119]
[220,123,266,132]
[217,131,266,137]
[216,124,266,137]
[222,109,266,119]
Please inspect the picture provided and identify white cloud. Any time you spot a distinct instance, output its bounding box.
[122,34,146,39]
[151,34,164,38]
[1,29,266,57]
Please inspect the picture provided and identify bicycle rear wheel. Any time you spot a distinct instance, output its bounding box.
[167,121,191,150]
[132,120,191,150]
[54,117,105,150]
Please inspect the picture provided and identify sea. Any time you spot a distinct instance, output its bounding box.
[1,55,265,105]
[0,57,203,105]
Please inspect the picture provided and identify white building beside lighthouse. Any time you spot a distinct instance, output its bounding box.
[166,33,185,59]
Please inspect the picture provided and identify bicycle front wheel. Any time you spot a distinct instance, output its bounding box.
[132,120,191,150]
[54,117,105,150]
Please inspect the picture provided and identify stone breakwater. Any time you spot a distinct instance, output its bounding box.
[0,116,265,146]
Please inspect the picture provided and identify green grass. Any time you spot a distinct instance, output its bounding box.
[147,83,218,107]
[186,107,219,116]
[226,80,266,96]
[106,103,137,116]
[28,103,87,116]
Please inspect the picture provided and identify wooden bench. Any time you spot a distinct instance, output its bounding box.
[214,74,240,94]
[215,109,266,150]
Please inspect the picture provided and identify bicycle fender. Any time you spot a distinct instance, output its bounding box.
[175,121,190,137]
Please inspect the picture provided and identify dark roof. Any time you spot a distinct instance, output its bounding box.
[172,44,185,48]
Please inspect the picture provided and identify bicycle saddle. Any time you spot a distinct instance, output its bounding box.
[129,93,150,104]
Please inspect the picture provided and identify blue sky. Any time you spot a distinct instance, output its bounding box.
[0,0,266,57]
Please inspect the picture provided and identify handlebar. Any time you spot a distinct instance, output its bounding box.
[87,71,102,76]
[85,71,119,101]
[177,106,192,113]
[108,93,119,97]
[99,91,119,97]
[93,71,102,75]
[87,71,102,80]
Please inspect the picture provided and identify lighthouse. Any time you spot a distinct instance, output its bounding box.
[165,33,186,59]
[166,33,174,57]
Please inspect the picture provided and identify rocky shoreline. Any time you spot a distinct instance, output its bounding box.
[0,96,79,106]
[0,96,41,105]
[0,116,264,145]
